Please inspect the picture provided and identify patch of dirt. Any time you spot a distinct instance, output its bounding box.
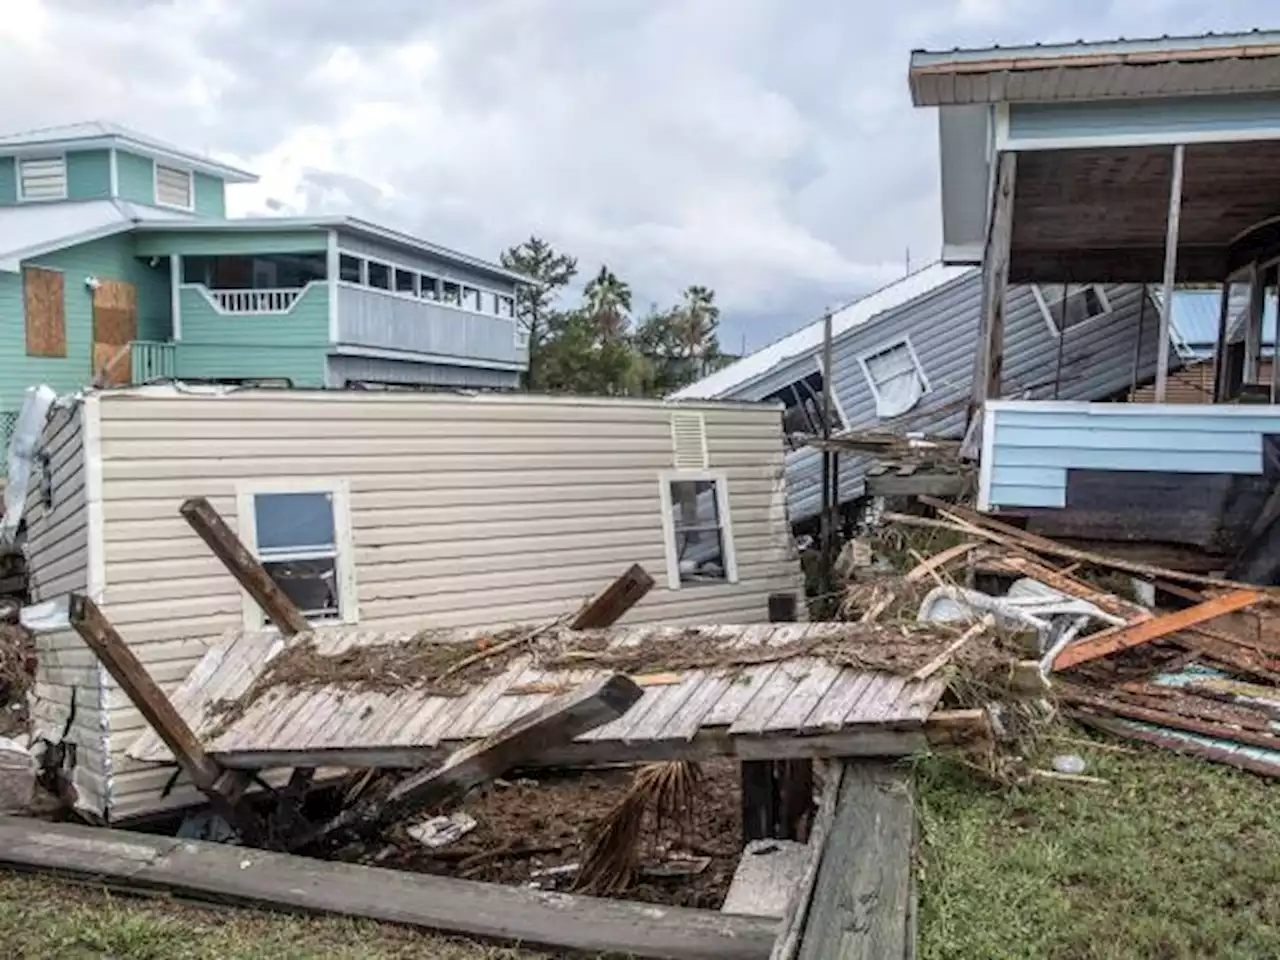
[377,761,744,910]
[0,622,34,738]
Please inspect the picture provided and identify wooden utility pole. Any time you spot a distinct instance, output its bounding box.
[819,310,836,594]
[68,595,262,842]
[180,497,309,636]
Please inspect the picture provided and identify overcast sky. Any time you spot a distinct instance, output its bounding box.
[2,0,1275,351]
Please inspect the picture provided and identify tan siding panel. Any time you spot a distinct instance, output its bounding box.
[24,405,89,603]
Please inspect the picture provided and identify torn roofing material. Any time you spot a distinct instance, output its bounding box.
[671,262,973,400]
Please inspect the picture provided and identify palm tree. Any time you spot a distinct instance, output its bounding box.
[583,266,633,341]
[674,285,720,363]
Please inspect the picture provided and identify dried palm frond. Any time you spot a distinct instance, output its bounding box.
[575,760,702,895]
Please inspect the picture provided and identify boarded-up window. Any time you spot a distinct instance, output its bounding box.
[24,267,66,358]
[155,164,193,209]
[19,157,67,201]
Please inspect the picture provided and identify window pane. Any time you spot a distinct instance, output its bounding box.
[674,529,727,584]
[339,255,362,283]
[368,262,390,289]
[864,343,923,418]
[263,557,340,620]
[442,281,460,305]
[395,269,416,293]
[462,287,481,310]
[669,480,720,530]
[500,295,515,318]
[764,370,839,444]
[254,492,336,553]
[421,276,439,299]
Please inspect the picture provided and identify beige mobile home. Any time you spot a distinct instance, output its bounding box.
[22,385,803,821]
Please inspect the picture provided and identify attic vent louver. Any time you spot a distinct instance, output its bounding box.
[670,412,708,470]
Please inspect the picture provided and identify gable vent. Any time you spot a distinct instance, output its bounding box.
[19,157,67,202]
[670,411,708,469]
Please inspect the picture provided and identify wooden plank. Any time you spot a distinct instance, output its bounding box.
[796,762,914,960]
[803,673,876,731]
[67,595,260,841]
[24,266,66,357]
[920,497,1272,593]
[0,817,776,960]
[910,615,995,681]
[771,761,845,960]
[980,553,1150,622]
[659,671,738,741]
[904,542,979,583]
[180,497,310,636]
[622,670,710,742]
[761,661,842,733]
[1052,590,1265,670]
[304,673,643,847]
[570,563,656,628]
[731,665,809,736]
[438,659,530,743]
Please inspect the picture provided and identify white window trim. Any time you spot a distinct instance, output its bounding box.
[16,153,68,203]
[234,477,358,631]
[336,248,517,319]
[812,356,851,433]
[856,335,931,413]
[153,161,195,212]
[1032,283,1113,339]
[657,470,739,591]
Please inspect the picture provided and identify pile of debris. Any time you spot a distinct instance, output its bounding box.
[848,497,1280,778]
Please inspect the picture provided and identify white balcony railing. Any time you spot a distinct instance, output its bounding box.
[184,284,308,315]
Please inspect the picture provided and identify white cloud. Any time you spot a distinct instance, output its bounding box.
[0,0,1272,348]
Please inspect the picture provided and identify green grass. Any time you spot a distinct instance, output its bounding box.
[0,871,558,959]
[915,736,1280,960]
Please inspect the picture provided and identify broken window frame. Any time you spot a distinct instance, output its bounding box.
[658,471,739,591]
[1033,283,1112,338]
[857,336,930,420]
[762,360,849,451]
[235,478,358,631]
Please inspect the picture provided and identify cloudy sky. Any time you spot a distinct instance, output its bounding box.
[2,0,1274,350]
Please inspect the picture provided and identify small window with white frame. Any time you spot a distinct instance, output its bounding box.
[762,366,846,451]
[236,480,357,629]
[18,156,67,202]
[659,472,738,589]
[858,338,929,419]
[1034,284,1111,336]
[155,163,194,210]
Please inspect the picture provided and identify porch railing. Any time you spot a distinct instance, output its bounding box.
[184,285,307,315]
[130,340,177,383]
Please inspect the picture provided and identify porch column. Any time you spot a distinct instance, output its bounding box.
[170,254,182,341]
[1211,278,1231,402]
[973,151,1017,413]
[1154,144,1185,402]
[1245,262,1265,385]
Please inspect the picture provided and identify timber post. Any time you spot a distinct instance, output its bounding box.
[180,497,309,637]
[67,594,263,843]
[571,564,656,629]
[970,151,1017,420]
[742,593,814,844]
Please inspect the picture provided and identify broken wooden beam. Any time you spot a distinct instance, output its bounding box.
[299,673,643,849]
[67,594,262,842]
[1062,690,1280,752]
[180,497,309,636]
[771,761,845,960]
[0,816,776,960]
[1052,590,1266,671]
[571,563,656,629]
[795,762,915,959]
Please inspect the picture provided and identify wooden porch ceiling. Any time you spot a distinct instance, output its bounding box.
[1009,141,1280,283]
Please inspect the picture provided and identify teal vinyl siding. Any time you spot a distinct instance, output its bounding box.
[135,229,327,257]
[193,173,226,218]
[982,402,1280,510]
[0,234,171,426]
[1008,94,1280,147]
[0,157,16,205]
[116,151,154,205]
[174,283,329,386]
[66,150,111,200]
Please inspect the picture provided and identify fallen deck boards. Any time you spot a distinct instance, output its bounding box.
[0,816,776,960]
[130,623,949,769]
[796,762,915,960]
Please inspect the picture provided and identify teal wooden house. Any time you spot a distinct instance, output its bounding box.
[0,122,529,443]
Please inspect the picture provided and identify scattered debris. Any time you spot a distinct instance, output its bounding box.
[406,812,477,848]
[0,735,35,812]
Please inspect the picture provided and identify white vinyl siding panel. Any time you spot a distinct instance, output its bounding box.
[91,390,802,819]
[18,156,68,201]
[24,405,89,601]
[154,164,193,210]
